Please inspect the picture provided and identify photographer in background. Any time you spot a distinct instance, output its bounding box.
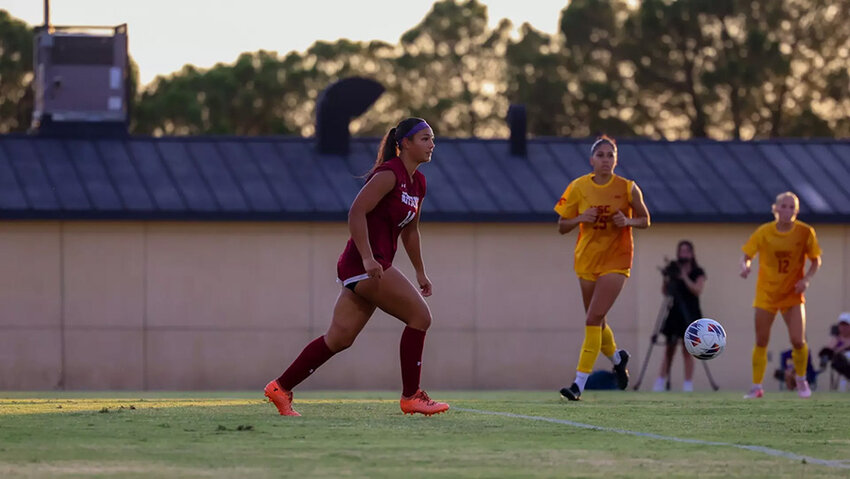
[654,240,706,392]
[819,313,850,388]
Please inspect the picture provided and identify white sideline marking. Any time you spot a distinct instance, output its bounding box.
[455,408,850,470]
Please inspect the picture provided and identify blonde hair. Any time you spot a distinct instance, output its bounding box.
[772,191,799,220]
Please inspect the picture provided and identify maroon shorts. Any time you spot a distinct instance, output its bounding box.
[337,250,390,287]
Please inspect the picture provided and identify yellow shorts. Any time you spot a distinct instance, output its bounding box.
[576,268,631,282]
[753,292,804,315]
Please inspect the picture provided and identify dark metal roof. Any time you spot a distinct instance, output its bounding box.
[0,134,848,222]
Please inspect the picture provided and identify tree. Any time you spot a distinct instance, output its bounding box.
[133,41,400,136]
[0,10,33,133]
[288,39,398,137]
[618,0,718,138]
[6,2,849,139]
[768,0,850,137]
[504,24,569,136]
[617,0,849,139]
[133,0,515,138]
[394,0,512,137]
[134,49,316,135]
[558,0,636,137]
[700,0,791,138]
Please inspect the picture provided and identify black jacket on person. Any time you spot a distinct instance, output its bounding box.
[661,266,705,339]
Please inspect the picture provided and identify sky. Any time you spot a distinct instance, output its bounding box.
[1,0,568,87]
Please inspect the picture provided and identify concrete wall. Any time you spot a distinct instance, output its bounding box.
[0,221,847,392]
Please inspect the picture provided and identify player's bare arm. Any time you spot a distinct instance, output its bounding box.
[615,183,649,228]
[795,255,821,294]
[558,207,598,234]
[681,272,706,296]
[401,201,432,297]
[349,170,396,279]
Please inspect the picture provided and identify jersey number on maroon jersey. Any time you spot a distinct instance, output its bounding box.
[398,211,416,228]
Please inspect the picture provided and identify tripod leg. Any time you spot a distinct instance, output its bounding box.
[633,296,673,390]
[633,337,656,391]
[702,361,719,391]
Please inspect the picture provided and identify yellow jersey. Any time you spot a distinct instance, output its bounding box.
[554,173,635,277]
[742,221,821,309]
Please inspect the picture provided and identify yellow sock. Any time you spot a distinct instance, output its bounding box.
[792,343,809,378]
[752,345,768,384]
[577,325,602,373]
[601,323,617,358]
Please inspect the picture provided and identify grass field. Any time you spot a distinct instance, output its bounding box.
[1,390,849,478]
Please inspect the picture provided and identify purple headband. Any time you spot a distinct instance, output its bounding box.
[398,121,430,142]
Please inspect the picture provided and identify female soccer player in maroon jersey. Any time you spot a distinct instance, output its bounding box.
[264,117,449,416]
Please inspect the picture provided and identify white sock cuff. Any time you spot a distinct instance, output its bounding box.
[612,351,622,366]
[575,372,590,391]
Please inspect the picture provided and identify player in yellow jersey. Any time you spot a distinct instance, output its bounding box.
[554,135,651,401]
[740,192,822,399]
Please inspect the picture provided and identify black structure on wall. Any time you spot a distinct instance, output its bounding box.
[315,77,384,155]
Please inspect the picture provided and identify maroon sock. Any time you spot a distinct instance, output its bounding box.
[277,336,335,390]
[400,326,427,397]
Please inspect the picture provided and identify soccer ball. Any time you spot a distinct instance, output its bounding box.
[684,318,727,360]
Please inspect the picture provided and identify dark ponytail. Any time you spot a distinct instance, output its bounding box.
[368,117,427,176]
[375,128,399,166]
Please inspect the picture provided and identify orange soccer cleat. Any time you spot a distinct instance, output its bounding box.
[399,389,450,416]
[264,380,301,416]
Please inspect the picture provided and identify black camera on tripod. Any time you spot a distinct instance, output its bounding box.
[660,258,686,296]
[661,260,681,279]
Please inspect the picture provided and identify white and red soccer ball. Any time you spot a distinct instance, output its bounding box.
[684,318,727,360]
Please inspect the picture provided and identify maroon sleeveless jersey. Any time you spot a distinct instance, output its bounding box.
[337,157,427,283]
